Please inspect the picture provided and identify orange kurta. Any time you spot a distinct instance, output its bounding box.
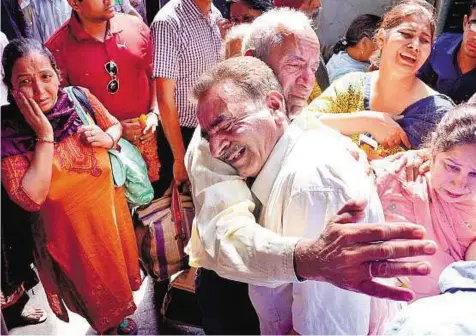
[1,89,141,332]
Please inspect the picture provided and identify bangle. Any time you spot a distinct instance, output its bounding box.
[36,137,55,144]
[106,132,116,149]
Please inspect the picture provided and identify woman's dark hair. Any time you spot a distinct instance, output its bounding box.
[333,14,381,54]
[225,0,274,18]
[2,38,60,90]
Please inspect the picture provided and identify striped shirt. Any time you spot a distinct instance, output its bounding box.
[151,0,222,128]
[20,0,71,43]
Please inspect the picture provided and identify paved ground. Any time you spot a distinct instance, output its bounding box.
[7,275,204,335]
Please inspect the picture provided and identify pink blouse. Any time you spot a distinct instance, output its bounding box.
[373,157,476,300]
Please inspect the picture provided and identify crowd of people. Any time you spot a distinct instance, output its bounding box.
[0,0,475,335]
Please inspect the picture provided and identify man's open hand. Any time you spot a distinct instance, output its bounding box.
[294,199,436,301]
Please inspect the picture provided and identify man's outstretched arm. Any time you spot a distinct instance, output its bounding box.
[186,129,300,287]
[186,130,437,300]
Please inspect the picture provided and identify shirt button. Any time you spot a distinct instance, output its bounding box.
[389,203,397,212]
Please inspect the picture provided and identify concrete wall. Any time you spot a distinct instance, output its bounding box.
[317,0,397,46]
[316,0,446,46]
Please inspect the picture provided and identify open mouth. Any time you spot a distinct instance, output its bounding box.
[399,52,418,64]
[226,146,246,164]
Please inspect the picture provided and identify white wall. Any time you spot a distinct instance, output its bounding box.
[317,0,397,46]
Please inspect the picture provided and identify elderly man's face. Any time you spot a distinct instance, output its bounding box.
[265,31,320,118]
[197,80,286,177]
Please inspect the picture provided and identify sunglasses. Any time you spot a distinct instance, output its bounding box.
[105,61,119,94]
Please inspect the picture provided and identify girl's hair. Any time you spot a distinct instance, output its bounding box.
[426,103,476,154]
[370,0,436,69]
[2,38,60,90]
[333,14,381,54]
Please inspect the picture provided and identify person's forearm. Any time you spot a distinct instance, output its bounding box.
[21,141,54,204]
[319,111,378,136]
[149,79,158,112]
[186,135,300,286]
[191,196,300,287]
[105,122,122,145]
[158,97,185,161]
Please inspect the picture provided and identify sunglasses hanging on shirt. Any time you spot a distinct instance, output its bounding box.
[105,60,119,94]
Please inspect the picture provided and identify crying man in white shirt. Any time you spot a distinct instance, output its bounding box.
[191,56,399,335]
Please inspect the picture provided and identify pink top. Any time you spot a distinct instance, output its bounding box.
[373,157,476,300]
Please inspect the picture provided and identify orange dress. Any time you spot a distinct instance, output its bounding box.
[1,89,141,332]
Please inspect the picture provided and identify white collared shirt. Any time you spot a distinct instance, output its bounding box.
[185,126,300,287]
[185,115,398,334]
[247,123,384,335]
[184,116,378,288]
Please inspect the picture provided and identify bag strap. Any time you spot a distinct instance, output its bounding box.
[171,182,188,261]
[71,86,97,123]
[63,86,90,125]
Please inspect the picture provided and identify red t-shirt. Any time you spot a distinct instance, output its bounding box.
[45,13,152,121]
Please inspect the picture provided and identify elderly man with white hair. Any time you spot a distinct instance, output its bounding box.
[186,8,436,335]
[240,9,320,116]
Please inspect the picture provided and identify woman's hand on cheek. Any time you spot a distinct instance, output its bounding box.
[12,90,53,139]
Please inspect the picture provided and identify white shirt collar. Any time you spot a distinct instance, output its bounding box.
[251,123,302,205]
